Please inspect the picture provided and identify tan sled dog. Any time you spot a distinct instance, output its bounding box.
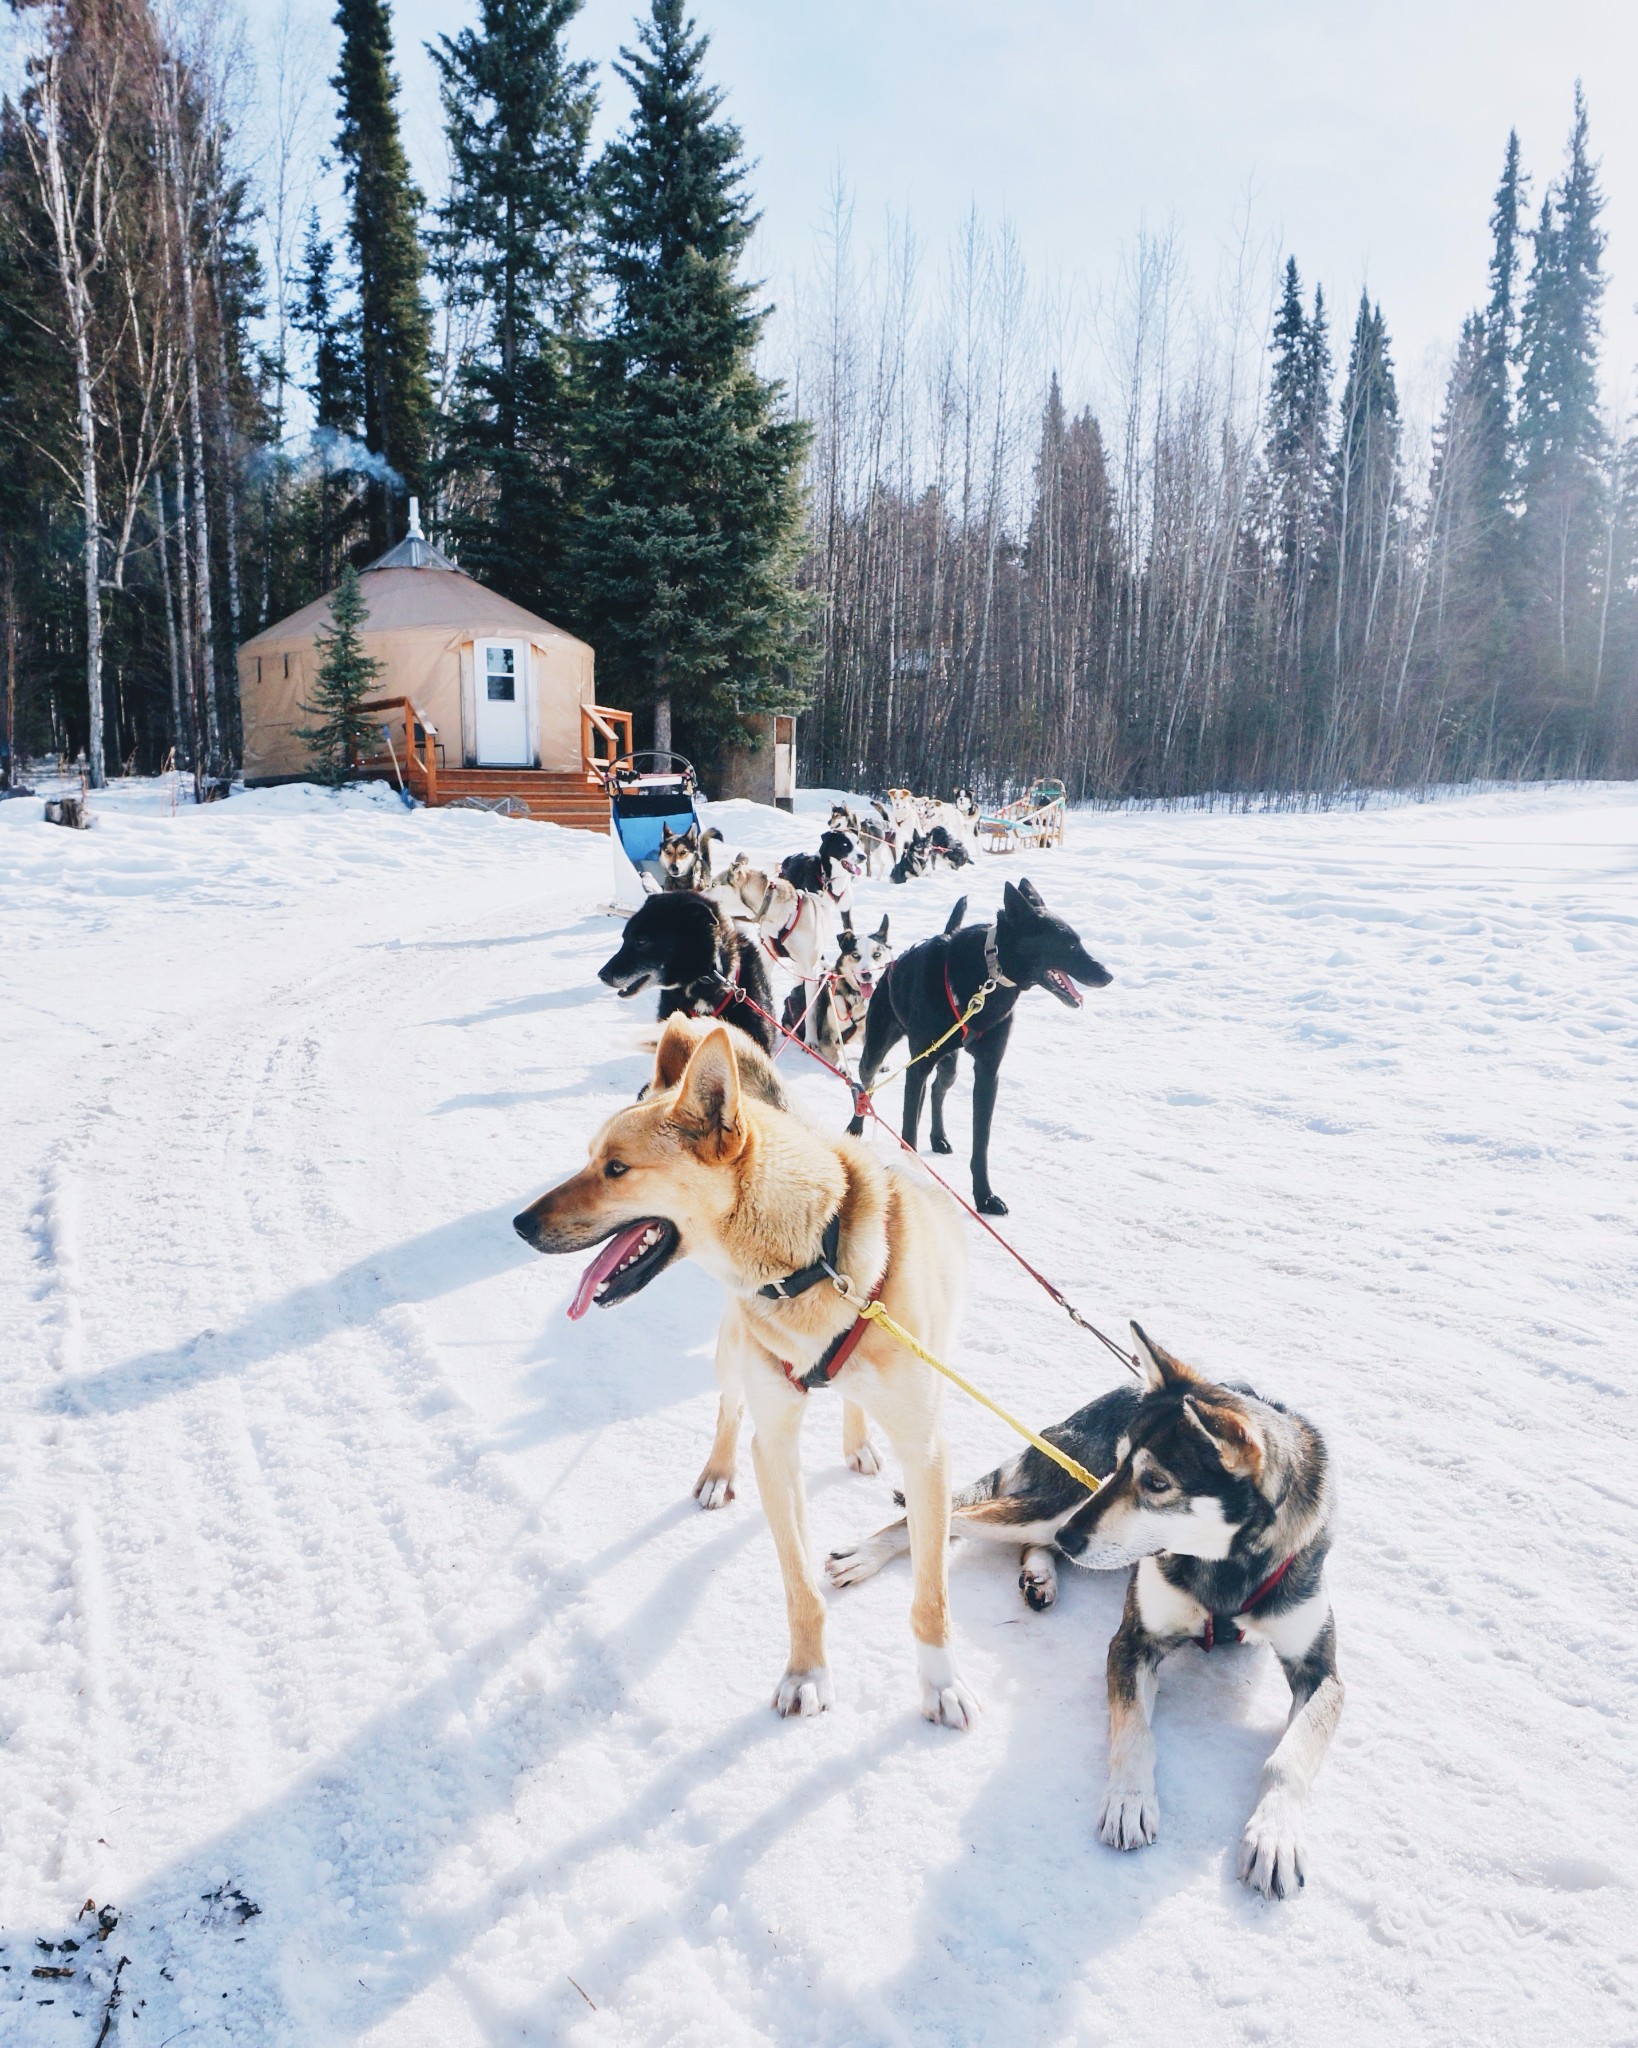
[514,1015,977,1727]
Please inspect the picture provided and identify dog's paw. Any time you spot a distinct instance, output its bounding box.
[1239,1793,1305,1899]
[1098,1783,1159,1850]
[916,1644,979,1730]
[845,1439,882,1477]
[930,1133,953,1155]
[772,1665,833,1718]
[693,1470,735,1510]
[976,1193,1009,1217]
[825,1543,882,1588]
[1019,1555,1058,1610]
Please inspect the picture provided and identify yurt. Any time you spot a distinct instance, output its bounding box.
[238,503,597,789]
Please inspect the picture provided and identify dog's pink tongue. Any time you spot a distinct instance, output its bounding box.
[568,1220,653,1321]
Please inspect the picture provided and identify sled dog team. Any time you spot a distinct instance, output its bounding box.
[514,810,1343,1902]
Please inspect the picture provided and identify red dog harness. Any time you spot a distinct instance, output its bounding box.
[757,1212,885,1392]
[1201,1553,1297,1651]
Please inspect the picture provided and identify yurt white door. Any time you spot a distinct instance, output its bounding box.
[475,640,531,765]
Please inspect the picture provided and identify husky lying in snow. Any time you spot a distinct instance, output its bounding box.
[827,1323,1343,1898]
[514,1018,978,1727]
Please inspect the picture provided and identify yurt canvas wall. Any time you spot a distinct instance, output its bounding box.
[238,560,594,785]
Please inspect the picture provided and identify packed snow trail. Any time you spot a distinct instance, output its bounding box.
[1,779,1635,2047]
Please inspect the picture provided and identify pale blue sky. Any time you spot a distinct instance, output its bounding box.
[297,0,1638,413]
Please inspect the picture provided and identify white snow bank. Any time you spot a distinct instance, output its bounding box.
[2,780,1635,2046]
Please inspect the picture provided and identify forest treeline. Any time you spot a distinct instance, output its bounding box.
[0,0,1633,799]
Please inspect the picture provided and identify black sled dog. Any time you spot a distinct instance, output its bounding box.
[849,878,1111,1213]
[599,892,778,1053]
[827,1322,1343,1899]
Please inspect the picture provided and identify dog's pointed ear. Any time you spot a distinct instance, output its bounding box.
[873,915,889,944]
[671,1025,745,1160]
[1181,1395,1266,1484]
[1002,879,1025,918]
[1019,877,1046,911]
[1129,1321,1207,1394]
[651,1013,699,1094]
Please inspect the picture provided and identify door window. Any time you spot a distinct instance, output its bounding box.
[486,646,516,701]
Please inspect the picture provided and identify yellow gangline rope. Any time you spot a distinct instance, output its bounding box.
[848,1294,1104,1497]
[863,982,994,1100]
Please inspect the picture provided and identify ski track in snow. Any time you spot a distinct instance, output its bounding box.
[2,777,1636,2046]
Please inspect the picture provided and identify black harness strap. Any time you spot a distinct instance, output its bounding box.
[758,1213,842,1302]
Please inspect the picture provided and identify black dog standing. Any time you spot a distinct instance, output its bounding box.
[850,879,1111,1213]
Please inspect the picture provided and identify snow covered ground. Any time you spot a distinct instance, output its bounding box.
[2,776,1635,2048]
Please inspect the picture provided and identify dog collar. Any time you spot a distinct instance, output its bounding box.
[1202,1553,1298,1652]
[758,1211,842,1301]
[984,928,1016,988]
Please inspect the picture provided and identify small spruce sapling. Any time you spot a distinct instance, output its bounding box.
[297,565,383,786]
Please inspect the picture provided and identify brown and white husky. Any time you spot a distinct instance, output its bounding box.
[513,1016,979,1729]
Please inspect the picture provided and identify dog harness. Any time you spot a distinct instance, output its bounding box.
[697,954,742,1017]
[758,1213,885,1392]
[1201,1553,1297,1651]
[764,897,805,962]
[940,927,1015,1044]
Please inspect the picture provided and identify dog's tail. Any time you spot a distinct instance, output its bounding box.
[944,895,968,934]
[893,1466,1005,1515]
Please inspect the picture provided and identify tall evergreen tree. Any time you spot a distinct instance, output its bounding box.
[575,0,811,762]
[333,0,432,552]
[1264,261,1333,676]
[1516,86,1607,706]
[296,564,383,781]
[292,213,365,589]
[1330,292,1401,686]
[431,0,596,612]
[1474,131,1524,547]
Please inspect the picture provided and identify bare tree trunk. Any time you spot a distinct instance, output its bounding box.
[155,466,187,767]
[173,447,198,773]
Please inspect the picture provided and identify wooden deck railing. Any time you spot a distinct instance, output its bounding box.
[582,704,634,780]
[359,697,439,807]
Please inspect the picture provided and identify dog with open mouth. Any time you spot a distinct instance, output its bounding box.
[780,910,893,1070]
[850,878,1112,1214]
[514,1018,978,1728]
[598,892,779,1054]
[826,1323,1343,1899]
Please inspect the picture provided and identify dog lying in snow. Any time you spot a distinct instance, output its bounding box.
[827,1323,1343,1898]
[514,1018,978,1728]
[598,892,779,1054]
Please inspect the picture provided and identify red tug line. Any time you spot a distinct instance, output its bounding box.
[723,985,1137,1376]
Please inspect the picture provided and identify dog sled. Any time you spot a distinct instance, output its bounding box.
[606,750,704,905]
[979,778,1067,853]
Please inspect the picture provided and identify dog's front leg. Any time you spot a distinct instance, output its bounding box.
[968,1030,1011,1215]
[1239,1611,1344,1899]
[1099,1586,1165,1850]
[900,1057,931,1153]
[841,1399,881,1476]
[745,1368,833,1717]
[693,1323,745,1510]
[927,1052,959,1154]
[888,1414,978,1730]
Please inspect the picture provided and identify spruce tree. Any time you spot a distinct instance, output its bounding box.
[431,0,596,613]
[1474,131,1524,547]
[1331,292,1401,676]
[575,0,811,763]
[333,0,432,552]
[293,213,366,589]
[1517,86,1607,696]
[297,565,384,783]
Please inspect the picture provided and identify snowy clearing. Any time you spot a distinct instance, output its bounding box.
[2,778,1636,2047]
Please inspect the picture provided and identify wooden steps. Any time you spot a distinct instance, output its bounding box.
[433,768,610,832]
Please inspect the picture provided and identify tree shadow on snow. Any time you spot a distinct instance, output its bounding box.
[51,1202,538,1416]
